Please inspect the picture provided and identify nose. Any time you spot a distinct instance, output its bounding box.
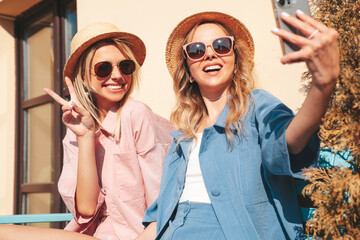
[110,63,122,80]
[204,44,217,60]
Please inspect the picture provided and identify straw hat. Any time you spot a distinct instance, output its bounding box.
[165,11,254,78]
[63,22,146,80]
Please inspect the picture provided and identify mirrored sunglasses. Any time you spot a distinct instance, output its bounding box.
[183,36,235,61]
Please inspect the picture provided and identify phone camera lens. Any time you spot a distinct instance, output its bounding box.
[278,0,285,6]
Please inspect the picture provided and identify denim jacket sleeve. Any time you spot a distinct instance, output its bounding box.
[253,89,320,176]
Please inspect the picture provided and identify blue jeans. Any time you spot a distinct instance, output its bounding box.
[160,201,226,240]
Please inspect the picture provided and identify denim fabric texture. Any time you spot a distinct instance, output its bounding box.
[143,89,320,240]
[161,201,226,240]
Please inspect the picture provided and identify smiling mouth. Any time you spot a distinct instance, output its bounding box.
[203,65,222,73]
[104,84,125,90]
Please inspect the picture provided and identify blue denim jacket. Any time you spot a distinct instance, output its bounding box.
[143,89,319,240]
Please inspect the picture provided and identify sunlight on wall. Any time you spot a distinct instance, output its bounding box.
[0,19,15,215]
[77,0,307,118]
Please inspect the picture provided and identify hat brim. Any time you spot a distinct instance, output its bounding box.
[64,31,146,80]
[165,11,254,78]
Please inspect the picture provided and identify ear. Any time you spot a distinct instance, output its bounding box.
[190,76,194,83]
[233,63,238,75]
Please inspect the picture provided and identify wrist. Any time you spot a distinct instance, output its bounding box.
[77,130,96,142]
[311,77,337,93]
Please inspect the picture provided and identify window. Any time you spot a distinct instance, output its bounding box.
[15,0,76,228]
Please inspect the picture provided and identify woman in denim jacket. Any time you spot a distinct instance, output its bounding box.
[139,11,339,240]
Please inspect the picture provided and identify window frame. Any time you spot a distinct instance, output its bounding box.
[14,0,76,228]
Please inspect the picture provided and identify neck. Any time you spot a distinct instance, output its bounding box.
[202,91,229,102]
[198,93,229,132]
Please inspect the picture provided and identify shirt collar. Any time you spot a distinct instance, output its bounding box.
[99,102,120,135]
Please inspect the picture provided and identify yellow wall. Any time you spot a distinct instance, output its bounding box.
[0,18,15,215]
[78,0,307,118]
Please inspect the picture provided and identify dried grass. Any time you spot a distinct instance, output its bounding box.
[301,0,360,238]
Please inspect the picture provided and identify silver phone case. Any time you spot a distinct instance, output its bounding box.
[271,0,311,55]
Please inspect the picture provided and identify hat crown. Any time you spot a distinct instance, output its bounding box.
[70,22,120,54]
[63,22,146,79]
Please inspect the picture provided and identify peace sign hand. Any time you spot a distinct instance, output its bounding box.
[44,77,96,137]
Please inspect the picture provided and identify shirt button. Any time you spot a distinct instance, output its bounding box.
[211,189,220,196]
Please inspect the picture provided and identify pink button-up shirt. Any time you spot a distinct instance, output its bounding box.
[58,99,174,240]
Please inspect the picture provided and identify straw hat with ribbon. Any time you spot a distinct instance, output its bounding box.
[63,22,146,80]
[165,11,254,78]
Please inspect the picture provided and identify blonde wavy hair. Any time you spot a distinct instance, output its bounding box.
[72,37,141,141]
[170,22,255,146]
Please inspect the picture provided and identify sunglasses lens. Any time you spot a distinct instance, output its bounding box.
[186,42,206,60]
[94,62,112,78]
[212,37,232,55]
[119,59,135,75]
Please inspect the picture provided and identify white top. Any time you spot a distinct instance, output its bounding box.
[179,133,211,203]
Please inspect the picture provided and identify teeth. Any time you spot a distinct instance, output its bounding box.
[204,65,221,72]
[106,85,123,89]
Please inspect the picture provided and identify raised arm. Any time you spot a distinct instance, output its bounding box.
[44,77,100,217]
[271,10,340,154]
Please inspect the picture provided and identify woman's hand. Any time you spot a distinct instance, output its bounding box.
[272,10,340,88]
[271,10,340,154]
[44,77,96,137]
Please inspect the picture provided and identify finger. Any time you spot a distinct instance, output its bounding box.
[44,88,68,106]
[280,46,313,64]
[71,103,92,119]
[280,12,317,38]
[271,27,308,48]
[62,104,74,112]
[64,77,81,105]
[295,10,329,33]
[62,110,74,124]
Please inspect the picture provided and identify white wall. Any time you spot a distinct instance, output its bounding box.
[0,19,15,215]
[77,0,308,119]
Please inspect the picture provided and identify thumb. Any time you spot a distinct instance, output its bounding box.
[71,102,92,118]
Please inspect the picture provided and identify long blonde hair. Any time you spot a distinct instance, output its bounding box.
[170,21,255,145]
[72,37,141,141]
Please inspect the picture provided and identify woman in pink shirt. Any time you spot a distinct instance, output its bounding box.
[0,22,173,240]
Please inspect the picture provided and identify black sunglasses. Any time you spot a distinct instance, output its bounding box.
[91,59,135,78]
[183,36,235,61]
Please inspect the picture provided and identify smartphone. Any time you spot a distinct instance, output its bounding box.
[271,0,311,55]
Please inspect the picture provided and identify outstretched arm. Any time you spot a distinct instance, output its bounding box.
[271,10,339,154]
[44,77,99,217]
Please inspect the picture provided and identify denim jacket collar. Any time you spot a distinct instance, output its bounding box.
[170,101,230,139]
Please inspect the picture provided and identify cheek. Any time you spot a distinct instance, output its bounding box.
[224,57,236,72]
[187,61,201,76]
[88,79,99,91]
[126,76,132,87]
[88,78,105,94]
